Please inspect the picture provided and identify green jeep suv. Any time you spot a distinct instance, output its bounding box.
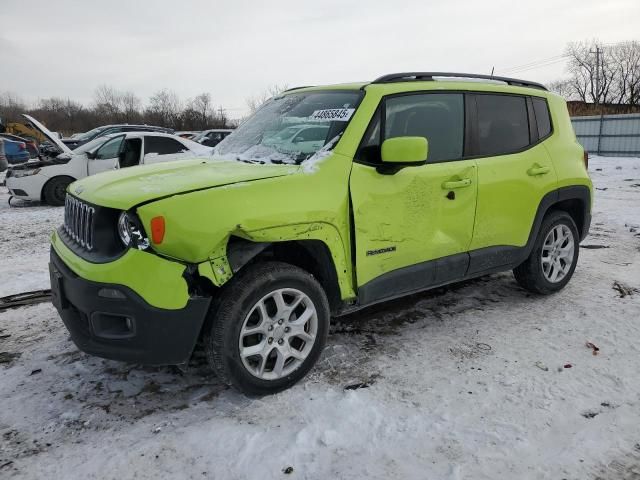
[49,72,592,395]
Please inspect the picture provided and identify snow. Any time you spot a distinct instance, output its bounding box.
[1,156,640,479]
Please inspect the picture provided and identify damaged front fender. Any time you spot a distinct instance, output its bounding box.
[196,222,355,300]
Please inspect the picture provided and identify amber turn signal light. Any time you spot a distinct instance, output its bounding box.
[150,216,165,244]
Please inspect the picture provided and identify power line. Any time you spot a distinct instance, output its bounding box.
[501,54,567,72]
[498,54,570,75]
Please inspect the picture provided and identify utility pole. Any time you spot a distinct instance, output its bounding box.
[590,45,602,106]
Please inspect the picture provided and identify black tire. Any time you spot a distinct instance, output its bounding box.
[203,261,330,396]
[513,210,580,294]
[43,176,73,206]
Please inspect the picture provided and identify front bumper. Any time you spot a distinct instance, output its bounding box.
[50,248,211,365]
[5,173,46,201]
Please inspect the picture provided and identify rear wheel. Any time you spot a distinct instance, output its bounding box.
[43,176,73,206]
[203,261,330,396]
[513,210,579,294]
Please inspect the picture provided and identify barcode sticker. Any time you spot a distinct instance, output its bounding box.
[309,108,355,121]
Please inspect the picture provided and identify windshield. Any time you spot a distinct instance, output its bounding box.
[76,126,108,142]
[73,135,114,155]
[215,90,362,164]
[191,131,208,142]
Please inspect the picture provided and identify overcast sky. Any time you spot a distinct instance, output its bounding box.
[1,0,638,118]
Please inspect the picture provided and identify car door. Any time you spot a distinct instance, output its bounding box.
[87,135,125,176]
[349,92,478,303]
[142,136,190,164]
[466,93,558,274]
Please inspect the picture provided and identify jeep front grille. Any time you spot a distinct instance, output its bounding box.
[63,196,95,250]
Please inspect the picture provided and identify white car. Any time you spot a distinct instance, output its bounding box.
[192,129,234,147]
[262,124,329,154]
[5,115,213,206]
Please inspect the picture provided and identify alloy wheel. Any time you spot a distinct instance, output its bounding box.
[541,224,575,283]
[238,288,318,380]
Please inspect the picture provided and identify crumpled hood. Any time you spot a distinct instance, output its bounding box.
[70,158,298,210]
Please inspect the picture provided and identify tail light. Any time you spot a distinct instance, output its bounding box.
[583,149,589,170]
[18,142,26,151]
[150,216,165,244]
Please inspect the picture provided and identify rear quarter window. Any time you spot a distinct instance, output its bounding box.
[532,97,552,139]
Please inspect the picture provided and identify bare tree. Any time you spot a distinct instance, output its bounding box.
[566,40,616,104]
[146,89,181,128]
[121,91,142,123]
[191,93,213,129]
[2,84,235,135]
[0,91,28,123]
[613,41,640,105]
[245,84,288,114]
[93,85,123,122]
[548,79,575,99]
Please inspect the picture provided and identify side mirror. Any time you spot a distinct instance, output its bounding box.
[86,150,96,160]
[381,137,428,164]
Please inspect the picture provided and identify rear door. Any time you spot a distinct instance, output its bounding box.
[142,136,190,164]
[87,135,125,176]
[349,92,478,303]
[466,93,557,273]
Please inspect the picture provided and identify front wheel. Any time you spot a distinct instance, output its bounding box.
[203,261,330,396]
[43,176,73,206]
[513,210,580,294]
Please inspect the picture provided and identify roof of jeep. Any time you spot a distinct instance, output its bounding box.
[283,73,557,99]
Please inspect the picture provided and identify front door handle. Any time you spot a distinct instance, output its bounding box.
[527,165,550,176]
[442,178,472,190]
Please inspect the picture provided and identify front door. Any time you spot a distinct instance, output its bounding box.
[87,135,125,176]
[349,92,478,304]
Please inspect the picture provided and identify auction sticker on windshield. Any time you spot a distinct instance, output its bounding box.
[309,108,355,121]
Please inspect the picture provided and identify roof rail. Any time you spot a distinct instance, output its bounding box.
[370,72,547,91]
[284,85,315,92]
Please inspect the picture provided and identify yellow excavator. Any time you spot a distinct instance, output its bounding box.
[4,122,47,143]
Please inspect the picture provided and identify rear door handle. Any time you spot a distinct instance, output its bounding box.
[442,178,472,189]
[527,165,550,176]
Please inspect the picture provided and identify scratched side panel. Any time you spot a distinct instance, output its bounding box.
[349,161,477,287]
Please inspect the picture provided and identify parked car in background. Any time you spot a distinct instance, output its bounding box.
[192,129,234,147]
[6,116,213,205]
[0,133,39,158]
[262,124,331,154]
[176,131,200,139]
[62,123,175,150]
[0,139,7,172]
[1,137,30,165]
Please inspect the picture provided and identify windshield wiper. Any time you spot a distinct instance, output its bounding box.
[236,157,266,165]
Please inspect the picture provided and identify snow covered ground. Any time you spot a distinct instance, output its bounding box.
[1,156,639,479]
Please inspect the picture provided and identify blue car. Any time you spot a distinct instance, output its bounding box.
[1,138,30,165]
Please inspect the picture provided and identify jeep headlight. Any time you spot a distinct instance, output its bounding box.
[117,211,150,250]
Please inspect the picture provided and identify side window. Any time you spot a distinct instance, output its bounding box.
[532,97,552,139]
[474,94,530,156]
[144,136,186,155]
[385,93,464,163]
[95,136,124,160]
[356,108,382,164]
